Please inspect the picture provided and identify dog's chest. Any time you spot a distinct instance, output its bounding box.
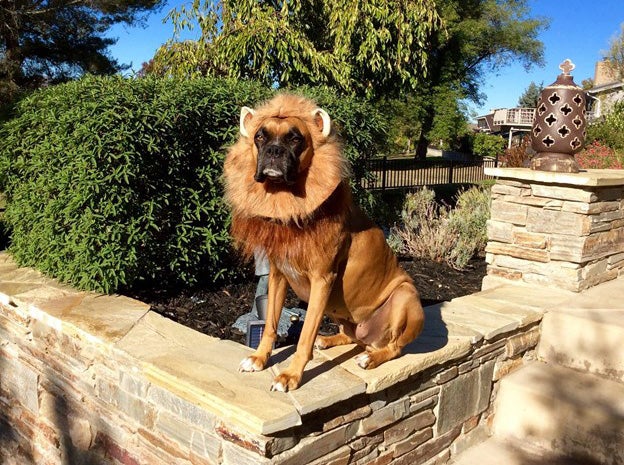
[277,260,312,302]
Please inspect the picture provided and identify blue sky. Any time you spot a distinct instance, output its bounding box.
[107,0,624,120]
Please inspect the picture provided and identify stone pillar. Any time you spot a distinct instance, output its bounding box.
[483,167,624,292]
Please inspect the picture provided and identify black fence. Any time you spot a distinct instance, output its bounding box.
[361,157,498,190]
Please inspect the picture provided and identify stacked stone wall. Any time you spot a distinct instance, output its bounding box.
[485,177,624,291]
[6,167,620,464]
[0,292,540,465]
[0,253,549,465]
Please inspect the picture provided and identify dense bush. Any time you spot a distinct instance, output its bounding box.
[390,188,457,263]
[576,140,624,169]
[446,186,491,268]
[472,132,506,159]
[586,100,624,154]
[0,76,386,293]
[499,135,533,167]
[389,185,491,270]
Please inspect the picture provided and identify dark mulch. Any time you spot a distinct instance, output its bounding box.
[135,258,487,345]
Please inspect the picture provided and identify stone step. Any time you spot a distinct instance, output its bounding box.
[539,307,624,382]
[492,361,624,465]
[538,277,624,383]
[450,437,592,465]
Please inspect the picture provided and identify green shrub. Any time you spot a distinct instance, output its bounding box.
[0,76,386,293]
[391,188,456,262]
[586,100,624,154]
[390,185,491,269]
[472,132,505,159]
[447,186,491,269]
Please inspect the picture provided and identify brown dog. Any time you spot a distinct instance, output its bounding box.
[223,94,424,391]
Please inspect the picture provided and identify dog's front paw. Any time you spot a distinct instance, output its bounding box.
[239,355,266,372]
[270,372,301,392]
[354,352,371,369]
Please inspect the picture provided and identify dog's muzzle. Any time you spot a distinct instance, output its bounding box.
[255,143,298,184]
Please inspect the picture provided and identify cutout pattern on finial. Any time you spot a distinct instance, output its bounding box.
[558,125,571,138]
[572,116,583,129]
[545,113,557,126]
[548,92,561,105]
[542,135,555,147]
[560,104,572,116]
[573,93,583,106]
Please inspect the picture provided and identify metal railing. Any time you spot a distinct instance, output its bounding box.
[361,157,498,191]
[492,108,535,126]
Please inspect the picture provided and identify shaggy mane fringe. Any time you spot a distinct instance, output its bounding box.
[223,93,351,224]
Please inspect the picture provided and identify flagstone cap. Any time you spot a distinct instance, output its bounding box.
[485,167,624,187]
[0,252,574,435]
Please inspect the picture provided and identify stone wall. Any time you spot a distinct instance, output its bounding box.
[484,168,624,292]
[0,252,575,465]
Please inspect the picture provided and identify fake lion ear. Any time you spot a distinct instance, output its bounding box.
[312,108,331,138]
[239,106,256,138]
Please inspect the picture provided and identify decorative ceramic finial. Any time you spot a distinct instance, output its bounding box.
[530,59,586,173]
[559,59,575,75]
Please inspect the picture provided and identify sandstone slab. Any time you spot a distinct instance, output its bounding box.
[493,361,624,465]
[29,293,150,344]
[526,209,590,236]
[453,294,542,327]
[436,361,495,435]
[473,283,573,313]
[317,335,472,394]
[490,200,528,225]
[555,275,624,310]
[439,300,519,340]
[485,242,549,263]
[540,307,624,382]
[486,220,513,243]
[121,330,301,435]
[422,303,483,344]
[270,346,366,415]
[484,167,624,187]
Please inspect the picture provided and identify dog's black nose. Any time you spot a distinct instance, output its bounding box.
[265,144,286,159]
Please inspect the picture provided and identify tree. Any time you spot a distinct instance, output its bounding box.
[150,0,546,158]
[426,84,471,150]
[581,78,594,90]
[603,23,624,81]
[0,0,164,105]
[378,96,425,154]
[412,0,547,159]
[517,81,543,107]
[149,0,442,99]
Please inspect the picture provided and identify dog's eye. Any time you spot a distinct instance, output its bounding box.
[254,133,265,142]
[290,135,303,144]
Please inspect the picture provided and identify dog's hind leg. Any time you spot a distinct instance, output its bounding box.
[315,322,356,349]
[239,266,288,372]
[354,282,424,370]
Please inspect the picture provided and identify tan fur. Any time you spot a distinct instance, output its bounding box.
[223,94,349,224]
[223,94,424,391]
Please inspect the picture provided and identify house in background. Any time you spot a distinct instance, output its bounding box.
[476,60,624,147]
[586,60,624,120]
[475,107,535,148]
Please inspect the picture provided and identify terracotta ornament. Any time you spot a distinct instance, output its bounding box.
[531,59,587,173]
